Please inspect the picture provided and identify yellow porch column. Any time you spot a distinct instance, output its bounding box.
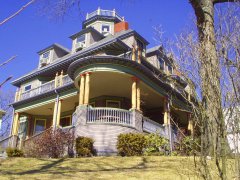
[79,74,85,105]
[137,47,141,64]
[163,97,170,125]
[131,77,137,109]
[52,100,58,128]
[54,72,59,88]
[132,46,136,61]
[136,81,141,111]
[56,99,62,127]
[187,113,193,135]
[84,72,91,105]
[12,112,20,136]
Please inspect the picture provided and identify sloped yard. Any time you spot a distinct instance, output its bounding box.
[0,156,235,180]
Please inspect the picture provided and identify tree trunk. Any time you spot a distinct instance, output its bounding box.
[190,0,227,179]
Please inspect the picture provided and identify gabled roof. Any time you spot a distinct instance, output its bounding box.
[146,45,162,54]
[69,26,104,39]
[37,43,70,55]
[11,31,133,87]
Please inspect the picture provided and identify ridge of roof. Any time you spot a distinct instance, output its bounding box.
[11,30,132,86]
[69,26,104,39]
[37,43,70,54]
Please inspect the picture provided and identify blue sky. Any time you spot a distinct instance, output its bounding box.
[0,0,193,91]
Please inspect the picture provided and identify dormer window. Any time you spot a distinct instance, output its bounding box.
[24,84,31,91]
[39,51,50,67]
[77,35,85,44]
[42,51,50,59]
[159,59,165,71]
[102,25,110,35]
[167,65,173,74]
[75,34,86,51]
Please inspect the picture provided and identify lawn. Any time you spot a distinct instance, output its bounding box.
[0,156,235,180]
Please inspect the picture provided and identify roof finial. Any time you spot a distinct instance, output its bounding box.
[97,7,101,15]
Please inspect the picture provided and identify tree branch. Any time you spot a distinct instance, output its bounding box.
[212,0,238,4]
[0,76,13,88]
[0,0,35,26]
[0,55,17,68]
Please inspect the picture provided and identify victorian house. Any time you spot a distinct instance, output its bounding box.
[1,8,194,154]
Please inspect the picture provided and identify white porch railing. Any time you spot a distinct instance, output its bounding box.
[86,8,123,21]
[87,107,132,126]
[143,116,166,137]
[19,75,72,101]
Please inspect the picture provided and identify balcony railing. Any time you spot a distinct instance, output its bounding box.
[86,8,123,21]
[142,116,166,137]
[16,75,73,102]
[87,107,132,126]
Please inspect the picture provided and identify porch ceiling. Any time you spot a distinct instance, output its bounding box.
[23,95,78,116]
[89,71,164,109]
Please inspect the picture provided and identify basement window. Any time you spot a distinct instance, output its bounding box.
[106,100,121,108]
[60,116,71,127]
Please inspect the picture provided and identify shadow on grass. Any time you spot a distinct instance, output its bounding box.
[0,157,154,177]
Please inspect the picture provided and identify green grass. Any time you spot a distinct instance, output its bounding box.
[0,156,235,180]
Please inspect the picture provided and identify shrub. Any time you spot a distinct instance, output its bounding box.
[6,147,24,157]
[144,133,168,156]
[117,133,147,156]
[24,128,74,158]
[179,136,200,156]
[75,136,95,157]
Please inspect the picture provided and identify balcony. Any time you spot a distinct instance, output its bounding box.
[15,75,73,102]
[86,8,124,21]
[72,106,177,141]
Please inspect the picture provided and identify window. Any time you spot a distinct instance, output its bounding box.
[34,119,46,134]
[76,34,85,43]
[18,117,28,138]
[102,25,110,35]
[137,40,144,51]
[60,116,71,127]
[42,51,50,59]
[159,59,165,70]
[89,102,95,107]
[24,85,31,91]
[106,100,121,108]
[167,65,173,74]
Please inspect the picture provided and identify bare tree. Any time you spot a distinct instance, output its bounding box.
[153,2,239,179]
[0,91,14,139]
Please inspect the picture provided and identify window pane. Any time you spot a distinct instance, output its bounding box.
[168,65,172,74]
[159,59,164,70]
[77,35,85,43]
[24,85,31,91]
[35,120,45,133]
[106,101,120,108]
[60,117,71,127]
[102,25,110,32]
[42,51,50,59]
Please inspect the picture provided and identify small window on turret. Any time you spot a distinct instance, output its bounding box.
[159,59,164,71]
[102,25,110,35]
[42,51,50,59]
[76,34,85,44]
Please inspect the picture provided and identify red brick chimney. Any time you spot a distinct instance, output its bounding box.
[114,21,129,34]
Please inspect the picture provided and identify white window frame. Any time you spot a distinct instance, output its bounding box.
[34,118,46,134]
[24,84,32,92]
[101,24,111,35]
